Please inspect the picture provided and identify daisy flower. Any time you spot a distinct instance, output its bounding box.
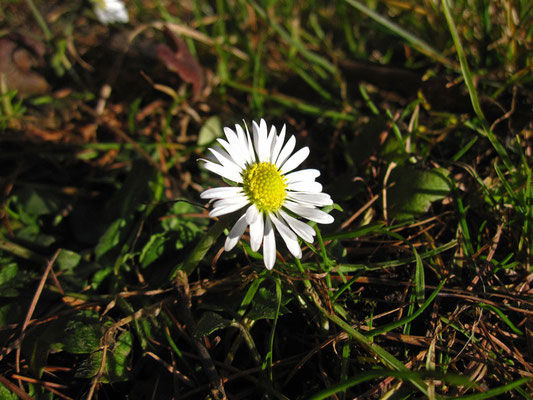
[200,119,334,270]
[90,0,129,25]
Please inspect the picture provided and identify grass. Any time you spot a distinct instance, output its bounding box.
[1,0,533,399]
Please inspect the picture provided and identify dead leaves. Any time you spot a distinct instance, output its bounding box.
[156,27,205,100]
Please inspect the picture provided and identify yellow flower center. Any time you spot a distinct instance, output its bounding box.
[242,162,287,212]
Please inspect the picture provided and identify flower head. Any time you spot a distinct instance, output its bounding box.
[200,119,334,270]
[90,0,129,25]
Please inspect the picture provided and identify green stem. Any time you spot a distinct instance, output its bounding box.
[308,286,429,396]
[25,0,53,41]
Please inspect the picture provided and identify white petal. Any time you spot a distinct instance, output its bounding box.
[285,169,320,184]
[235,123,253,164]
[202,160,242,183]
[275,135,296,167]
[200,186,243,200]
[254,119,269,162]
[252,120,261,159]
[271,124,286,165]
[287,192,333,206]
[223,127,249,168]
[93,0,129,24]
[278,210,315,243]
[217,138,246,170]
[210,202,248,217]
[265,125,277,162]
[212,195,248,208]
[250,212,264,252]
[245,204,259,224]
[263,217,276,270]
[224,214,248,251]
[280,147,310,174]
[287,181,323,193]
[224,126,247,153]
[270,213,302,258]
[284,201,334,224]
[243,120,256,163]
[210,194,248,216]
[208,147,243,172]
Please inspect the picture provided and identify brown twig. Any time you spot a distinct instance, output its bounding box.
[15,249,61,383]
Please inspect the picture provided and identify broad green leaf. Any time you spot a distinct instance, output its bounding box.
[75,353,101,379]
[14,187,62,216]
[387,167,451,222]
[198,115,223,146]
[194,311,232,337]
[94,216,132,262]
[162,201,207,251]
[246,286,290,321]
[0,382,17,400]
[75,331,133,382]
[173,221,203,250]
[90,265,113,290]
[139,233,168,268]
[56,249,82,271]
[0,263,17,286]
[0,263,34,298]
[105,331,133,382]
[15,226,55,247]
[63,312,107,354]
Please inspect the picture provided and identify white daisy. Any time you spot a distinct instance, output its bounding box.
[91,0,129,25]
[200,119,334,270]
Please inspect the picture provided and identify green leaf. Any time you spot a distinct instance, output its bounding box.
[0,263,17,286]
[91,266,113,290]
[0,263,34,298]
[94,216,132,262]
[198,116,223,146]
[387,166,451,222]
[246,286,290,321]
[75,331,133,382]
[14,187,62,216]
[0,382,17,400]
[174,221,204,250]
[56,249,82,271]
[194,311,232,337]
[63,312,106,354]
[105,331,133,382]
[139,233,168,268]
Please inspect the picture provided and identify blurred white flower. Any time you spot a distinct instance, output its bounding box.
[200,119,334,270]
[91,0,129,25]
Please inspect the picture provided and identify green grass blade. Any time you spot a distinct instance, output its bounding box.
[310,294,429,395]
[453,377,530,400]
[478,303,523,335]
[246,0,336,74]
[365,279,446,338]
[441,0,513,172]
[414,250,425,305]
[344,0,452,67]
[309,370,473,400]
